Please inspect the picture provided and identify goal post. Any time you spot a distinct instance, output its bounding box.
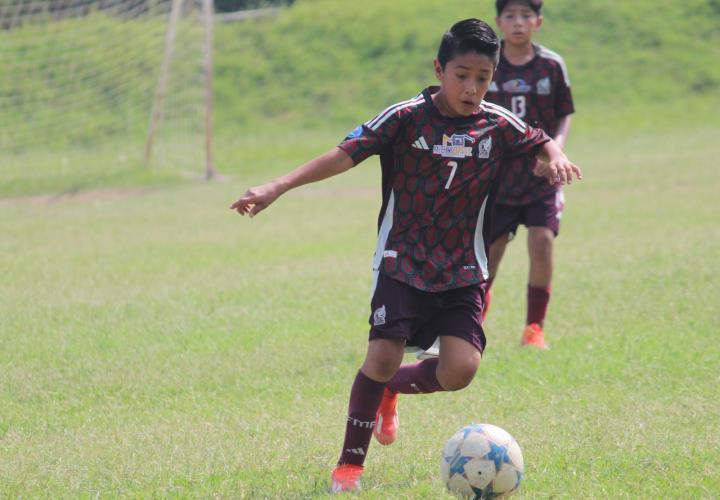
[0,0,215,186]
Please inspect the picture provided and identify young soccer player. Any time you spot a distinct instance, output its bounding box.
[230,18,581,493]
[483,0,575,349]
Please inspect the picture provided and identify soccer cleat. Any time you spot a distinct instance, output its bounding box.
[373,388,399,445]
[521,323,549,350]
[331,464,364,493]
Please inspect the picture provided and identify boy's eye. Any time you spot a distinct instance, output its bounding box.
[456,74,467,80]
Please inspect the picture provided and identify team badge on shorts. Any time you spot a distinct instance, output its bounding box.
[373,305,387,326]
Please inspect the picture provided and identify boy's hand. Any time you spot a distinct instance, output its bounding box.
[229,181,283,217]
[534,157,582,185]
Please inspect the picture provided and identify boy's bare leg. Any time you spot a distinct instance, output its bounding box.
[523,226,554,349]
[361,338,406,382]
[488,234,510,285]
[437,335,482,391]
[527,226,553,288]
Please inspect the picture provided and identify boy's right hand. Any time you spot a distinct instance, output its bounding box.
[229,181,283,217]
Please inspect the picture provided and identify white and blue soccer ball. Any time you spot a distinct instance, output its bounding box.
[441,423,524,499]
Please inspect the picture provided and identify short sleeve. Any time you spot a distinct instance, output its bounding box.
[338,104,407,165]
[553,63,575,118]
[499,113,551,159]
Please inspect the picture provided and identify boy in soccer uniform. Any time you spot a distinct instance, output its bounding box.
[484,0,575,349]
[230,19,581,493]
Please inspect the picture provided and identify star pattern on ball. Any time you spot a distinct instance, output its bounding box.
[448,452,472,476]
[486,441,511,471]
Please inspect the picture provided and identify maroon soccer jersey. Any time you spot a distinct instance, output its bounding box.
[485,43,575,205]
[338,87,549,292]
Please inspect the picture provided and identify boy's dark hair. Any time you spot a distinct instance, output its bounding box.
[437,18,500,69]
[495,0,543,16]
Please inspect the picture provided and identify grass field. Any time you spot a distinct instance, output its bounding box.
[3,0,720,198]
[2,0,720,497]
[2,121,719,497]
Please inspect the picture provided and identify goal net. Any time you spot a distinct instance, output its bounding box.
[0,0,209,192]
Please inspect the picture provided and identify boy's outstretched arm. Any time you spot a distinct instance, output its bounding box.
[534,139,582,186]
[229,147,354,218]
[553,115,572,150]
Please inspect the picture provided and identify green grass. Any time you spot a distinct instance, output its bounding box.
[213,0,720,133]
[2,0,719,496]
[3,0,720,196]
[1,123,718,497]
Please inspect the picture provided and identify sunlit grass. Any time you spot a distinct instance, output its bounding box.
[1,125,718,497]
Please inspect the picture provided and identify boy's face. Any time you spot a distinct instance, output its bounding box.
[496,1,543,46]
[434,52,496,117]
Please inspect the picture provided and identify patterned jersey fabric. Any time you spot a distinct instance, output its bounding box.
[339,87,549,292]
[485,43,574,205]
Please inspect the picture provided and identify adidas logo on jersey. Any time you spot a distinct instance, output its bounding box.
[412,136,430,150]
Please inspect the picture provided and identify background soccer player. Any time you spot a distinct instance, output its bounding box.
[484,0,575,349]
[230,18,581,493]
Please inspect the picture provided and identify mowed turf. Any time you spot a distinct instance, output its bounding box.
[1,125,718,498]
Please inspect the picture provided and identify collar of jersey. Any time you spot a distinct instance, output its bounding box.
[498,41,540,70]
[423,86,485,125]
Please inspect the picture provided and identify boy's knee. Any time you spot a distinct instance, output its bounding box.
[440,361,479,391]
[529,228,554,246]
[528,229,554,259]
[367,362,400,382]
[361,338,405,382]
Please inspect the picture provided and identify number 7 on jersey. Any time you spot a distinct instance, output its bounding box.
[445,161,458,190]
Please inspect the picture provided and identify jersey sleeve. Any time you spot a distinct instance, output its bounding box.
[553,61,575,118]
[499,113,551,159]
[338,105,406,165]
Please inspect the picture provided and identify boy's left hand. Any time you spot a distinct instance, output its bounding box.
[534,157,582,185]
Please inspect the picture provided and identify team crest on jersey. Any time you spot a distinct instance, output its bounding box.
[536,77,551,95]
[477,136,492,159]
[346,125,363,139]
[502,78,532,93]
[433,133,475,158]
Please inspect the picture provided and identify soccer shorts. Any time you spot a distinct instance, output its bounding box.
[368,273,486,354]
[490,190,565,243]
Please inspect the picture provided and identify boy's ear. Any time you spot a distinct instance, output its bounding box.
[433,59,443,80]
[535,15,544,30]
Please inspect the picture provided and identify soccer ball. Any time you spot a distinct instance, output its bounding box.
[440,423,524,499]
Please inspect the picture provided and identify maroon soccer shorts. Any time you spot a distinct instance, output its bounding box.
[490,190,565,243]
[368,273,486,354]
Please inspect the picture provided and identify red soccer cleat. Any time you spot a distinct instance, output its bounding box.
[521,323,549,350]
[373,388,399,445]
[331,464,364,493]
